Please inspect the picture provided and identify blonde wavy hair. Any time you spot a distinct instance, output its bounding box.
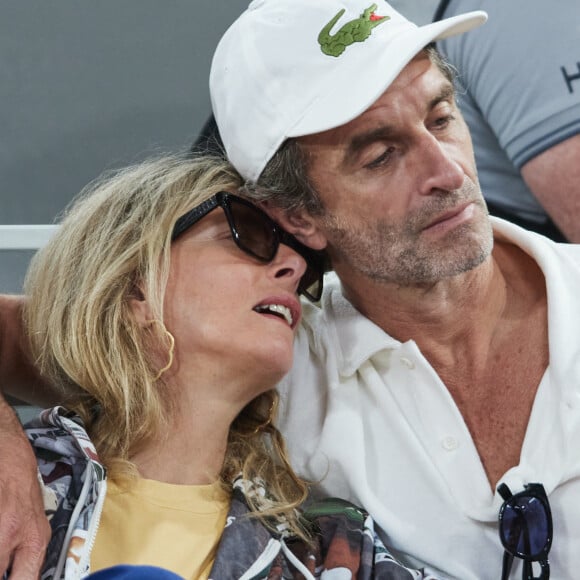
[24,153,308,537]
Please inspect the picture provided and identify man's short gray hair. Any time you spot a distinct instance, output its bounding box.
[243,138,324,216]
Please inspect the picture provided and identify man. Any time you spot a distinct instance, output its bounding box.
[435,0,580,242]
[208,0,580,577]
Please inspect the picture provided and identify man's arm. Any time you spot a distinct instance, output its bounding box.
[0,294,60,405]
[0,399,51,578]
[0,294,56,577]
[522,134,580,243]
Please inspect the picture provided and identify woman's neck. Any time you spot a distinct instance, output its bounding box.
[131,359,278,485]
[131,400,232,485]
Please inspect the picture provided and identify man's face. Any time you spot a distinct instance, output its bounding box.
[298,52,492,288]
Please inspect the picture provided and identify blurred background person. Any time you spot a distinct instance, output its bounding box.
[435,0,580,241]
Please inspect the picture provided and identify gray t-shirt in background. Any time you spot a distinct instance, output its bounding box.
[436,0,580,229]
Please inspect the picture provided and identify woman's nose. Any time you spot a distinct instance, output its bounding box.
[270,243,308,291]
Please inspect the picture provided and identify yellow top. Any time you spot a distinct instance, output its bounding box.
[91,478,230,580]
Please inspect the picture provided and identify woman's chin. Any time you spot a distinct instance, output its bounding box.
[253,343,294,386]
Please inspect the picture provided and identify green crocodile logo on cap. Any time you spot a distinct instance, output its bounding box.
[318,3,390,57]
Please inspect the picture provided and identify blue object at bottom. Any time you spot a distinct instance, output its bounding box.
[87,564,184,579]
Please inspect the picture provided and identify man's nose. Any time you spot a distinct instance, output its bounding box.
[416,134,465,196]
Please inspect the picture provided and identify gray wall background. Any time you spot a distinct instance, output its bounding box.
[0,0,437,293]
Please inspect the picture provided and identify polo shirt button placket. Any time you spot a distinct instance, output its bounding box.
[441,436,459,451]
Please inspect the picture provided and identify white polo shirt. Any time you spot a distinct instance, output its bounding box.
[277,218,580,579]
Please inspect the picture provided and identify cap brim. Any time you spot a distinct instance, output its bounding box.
[287,11,487,138]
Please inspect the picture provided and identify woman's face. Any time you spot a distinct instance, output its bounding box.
[159,204,306,400]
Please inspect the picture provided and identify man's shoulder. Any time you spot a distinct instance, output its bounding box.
[492,217,580,263]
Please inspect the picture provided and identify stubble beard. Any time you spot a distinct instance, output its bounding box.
[322,178,494,287]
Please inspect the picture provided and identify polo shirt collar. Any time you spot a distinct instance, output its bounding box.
[319,273,402,377]
[317,217,580,383]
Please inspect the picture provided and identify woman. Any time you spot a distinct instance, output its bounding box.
[23,153,439,579]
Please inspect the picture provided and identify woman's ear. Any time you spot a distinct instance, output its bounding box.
[265,204,328,250]
[128,286,154,327]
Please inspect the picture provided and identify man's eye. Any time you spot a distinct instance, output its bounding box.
[433,114,455,129]
[365,147,394,169]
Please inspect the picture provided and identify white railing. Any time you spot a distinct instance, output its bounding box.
[0,225,59,250]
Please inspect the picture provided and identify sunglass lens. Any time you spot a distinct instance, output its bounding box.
[501,496,550,558]
[293,244,324,302]
[229,199,277,261]
[298,267,322,302]
[228,196,324,302]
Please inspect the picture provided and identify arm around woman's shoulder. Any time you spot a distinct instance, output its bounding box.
[0,294,59,404]
[0,398,51,578]
[0,294,54,578]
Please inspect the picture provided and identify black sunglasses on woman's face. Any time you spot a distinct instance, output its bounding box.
[172,192,325,302]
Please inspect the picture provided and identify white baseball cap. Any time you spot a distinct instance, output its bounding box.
[210,0,487,182]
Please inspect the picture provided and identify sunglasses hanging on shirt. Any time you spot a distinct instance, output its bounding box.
[497,482,552,580]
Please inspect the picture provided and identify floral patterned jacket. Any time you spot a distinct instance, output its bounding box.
[26,407,442,580]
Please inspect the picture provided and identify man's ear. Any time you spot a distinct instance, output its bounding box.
[265,204,328,250]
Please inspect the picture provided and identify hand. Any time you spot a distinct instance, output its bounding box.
[0,400,51,579]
